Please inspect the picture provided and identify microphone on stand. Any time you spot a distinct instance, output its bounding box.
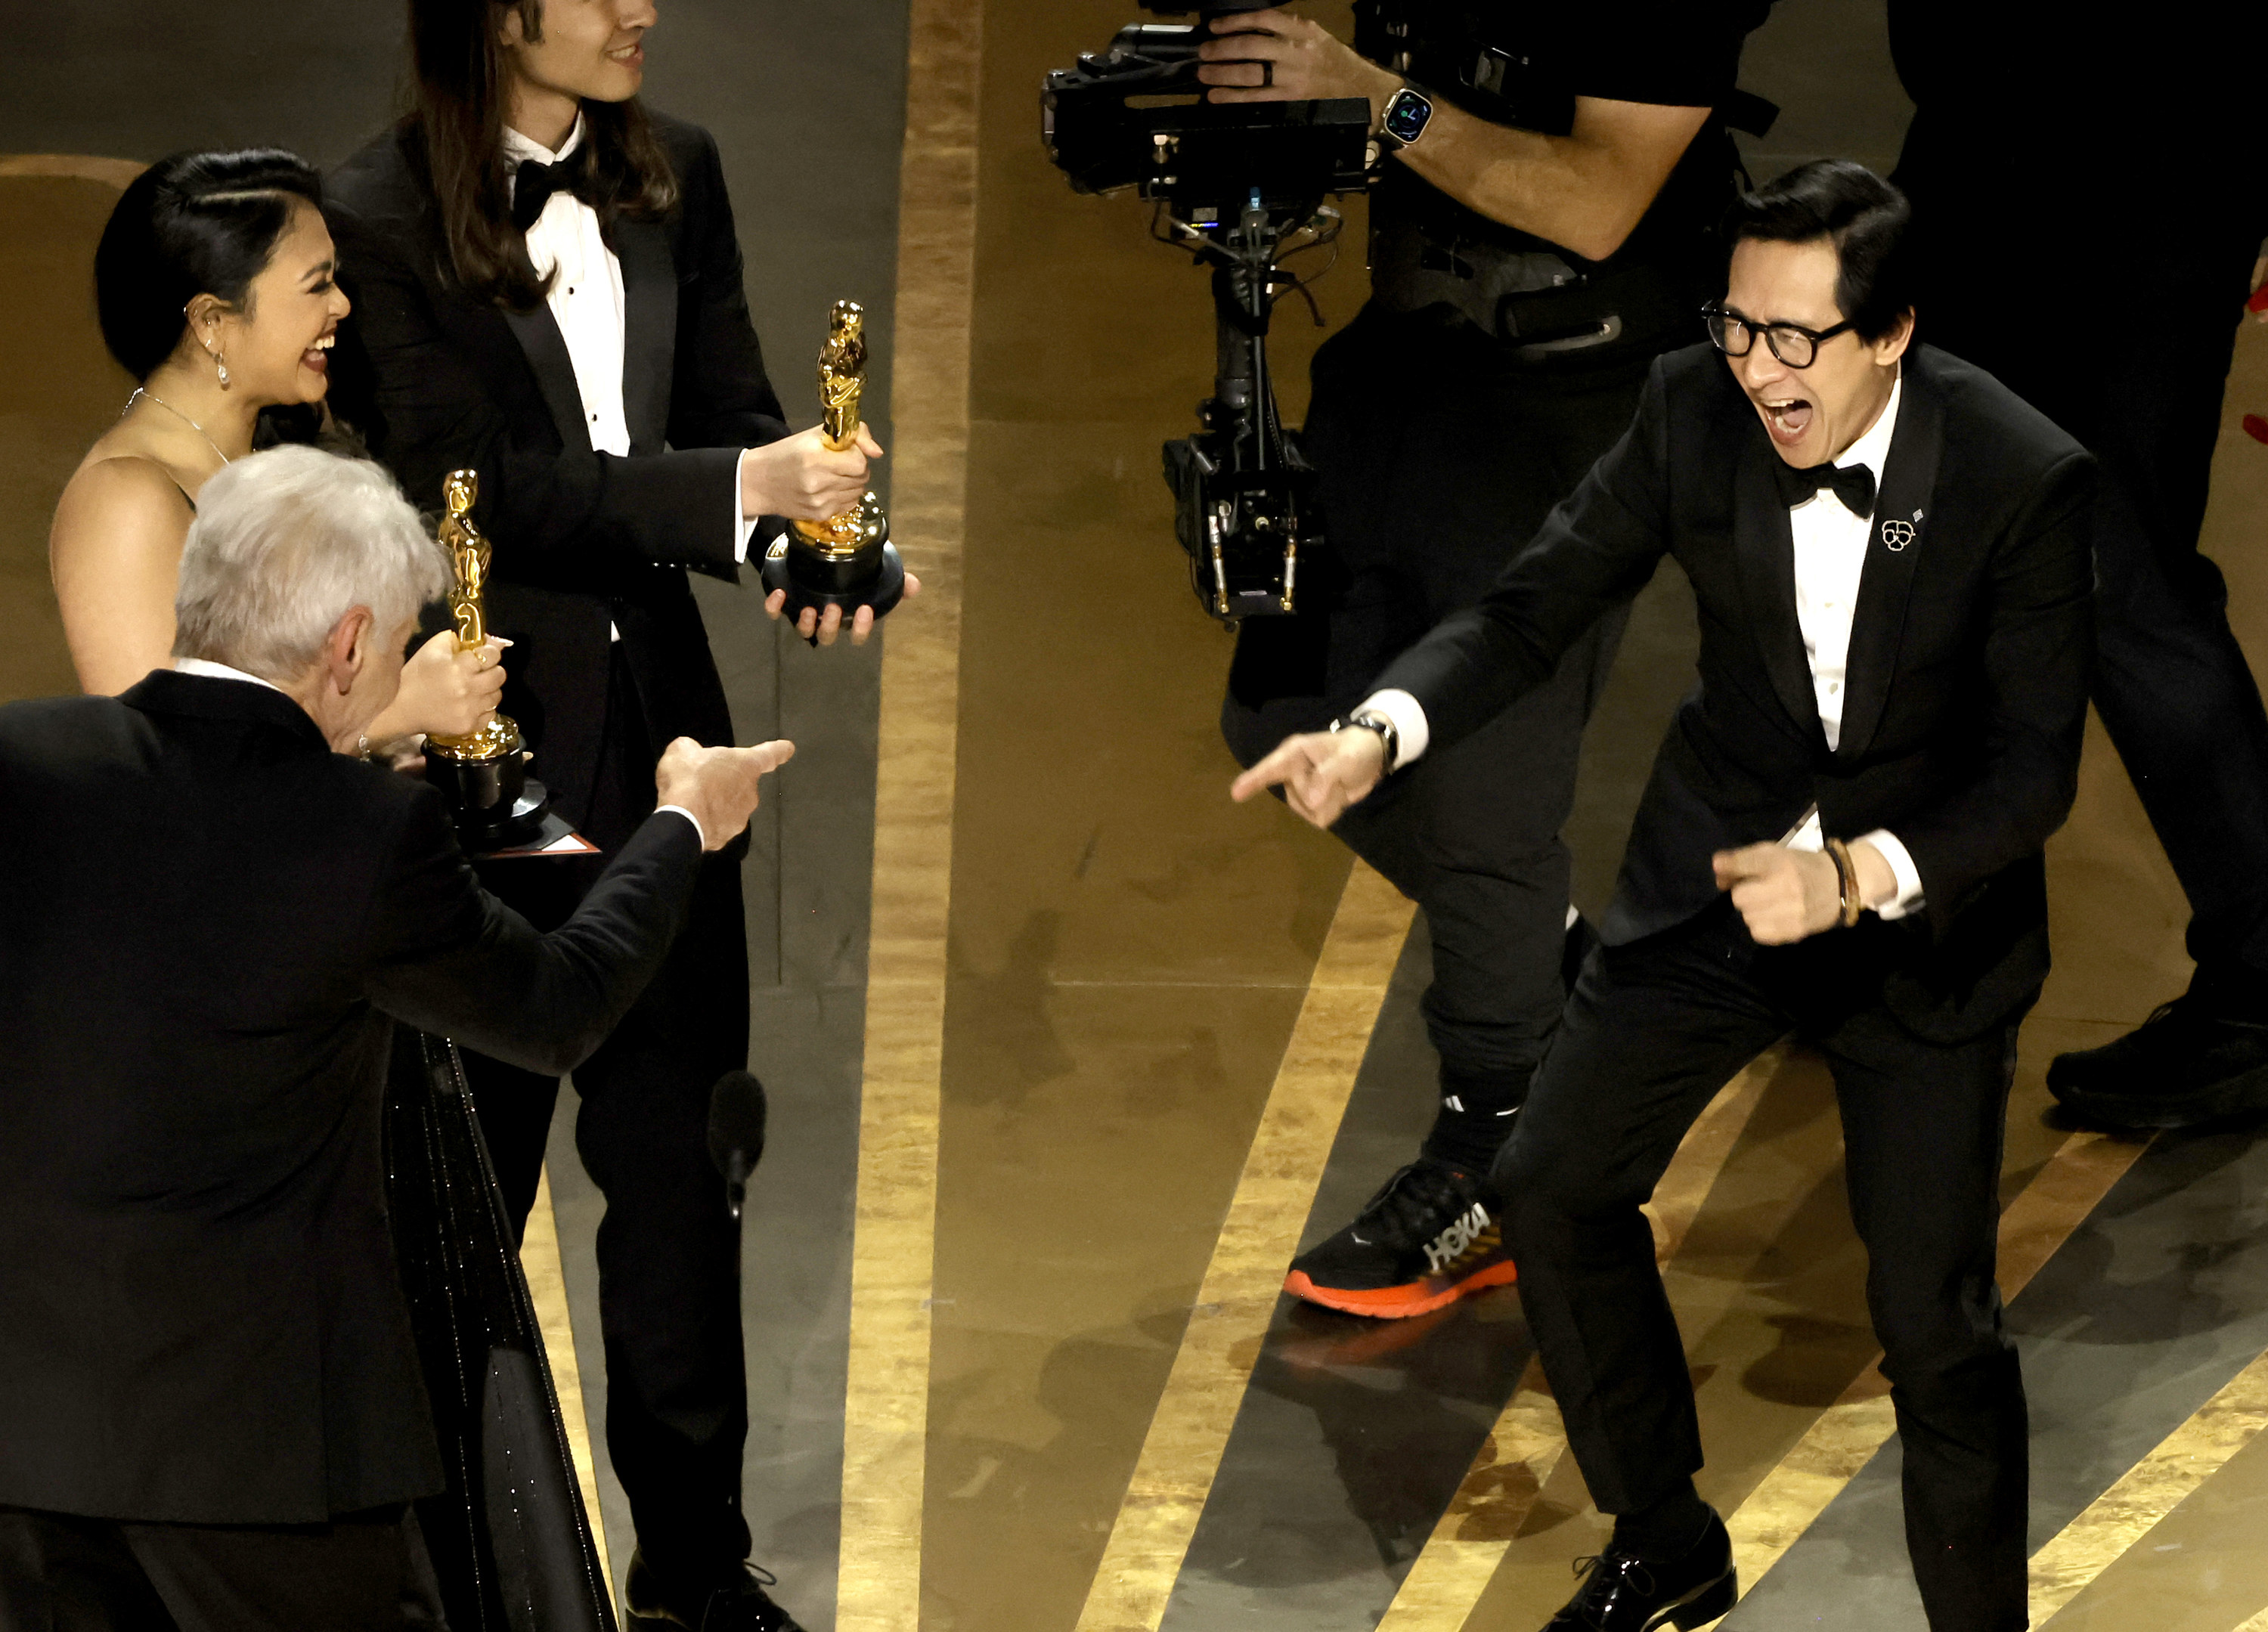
[706,1069,768,1223]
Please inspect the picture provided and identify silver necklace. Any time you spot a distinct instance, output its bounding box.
[126,386,233,467]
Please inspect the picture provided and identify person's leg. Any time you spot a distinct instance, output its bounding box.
[1497,909,1784,1628]
[1495,907,1787,1522]
[0,1507,178,1632]
[1272,317,1659,1313]
[559,658,759,1615]
[1817,1003,2028,1631]
[2073,240,2268,981]
[116,1507,445,1632]
[1932,225,2268,1125]
[575,847,753,1606]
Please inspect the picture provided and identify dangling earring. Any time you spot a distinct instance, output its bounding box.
[215,351,231,390]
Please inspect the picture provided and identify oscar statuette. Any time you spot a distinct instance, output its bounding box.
[422,469,551,848]
[758,299,906,623]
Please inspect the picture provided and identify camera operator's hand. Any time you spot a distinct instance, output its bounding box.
[740,424,884,524]
[1230,727,1387,828]
[1198,8,1398,121]
[761,572,924,647]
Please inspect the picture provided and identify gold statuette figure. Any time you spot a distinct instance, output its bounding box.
[422,469,550,845]
[762,299,905,618]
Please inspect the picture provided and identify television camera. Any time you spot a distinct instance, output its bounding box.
[1043,0,1373,623]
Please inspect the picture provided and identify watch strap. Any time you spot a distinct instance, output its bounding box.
[1334,711,1400,772]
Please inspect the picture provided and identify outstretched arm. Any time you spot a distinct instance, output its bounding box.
[365,738,792,1073]
[1233,364,1675,826]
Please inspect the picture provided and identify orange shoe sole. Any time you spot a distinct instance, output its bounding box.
[1283,1256,1518,1320]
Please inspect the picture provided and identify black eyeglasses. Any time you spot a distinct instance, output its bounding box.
[1702,304,1855,370]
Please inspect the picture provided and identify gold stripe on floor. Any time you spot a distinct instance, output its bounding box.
[521,1163,613,1602]
[1073,861,1415,1632]
[1373,1050,1783,1632]
[1725,1129,2154,1593]
[833,2,981,1627]
[2028,1342,2268,1624]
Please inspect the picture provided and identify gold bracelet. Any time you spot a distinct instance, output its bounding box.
[1823,837,1864,930]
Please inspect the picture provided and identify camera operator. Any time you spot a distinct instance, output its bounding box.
[1202,1,1771,1319]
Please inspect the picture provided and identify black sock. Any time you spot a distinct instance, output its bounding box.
[1611,1480,1713,1559]
[1419,1067,1529,1174]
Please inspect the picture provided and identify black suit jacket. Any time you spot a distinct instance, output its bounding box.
[326,113,791,826]
[1376,343,2094,1034]
[0,672,704,1524]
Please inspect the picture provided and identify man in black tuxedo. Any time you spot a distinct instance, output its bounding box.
[324,5,908,1624]
[1239,162,2092,1630]
[0,447,789,1631]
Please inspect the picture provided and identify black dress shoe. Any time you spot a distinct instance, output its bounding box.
[624,1549,805,1632]
[2047,989,2268,1130]
[1543,1514,1737,1631]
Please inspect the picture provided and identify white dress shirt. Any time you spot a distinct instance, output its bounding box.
[175,656,283,692]
[500,119,761,639]
[1359,370,1926,920]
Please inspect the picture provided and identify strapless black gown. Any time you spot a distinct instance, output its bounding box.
[385,1027,617,1632]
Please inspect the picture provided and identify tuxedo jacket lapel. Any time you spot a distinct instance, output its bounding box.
[615,219,678,456]
[1733,435,1828,748]
[1836,366,1944,762]
[501,304,593,457]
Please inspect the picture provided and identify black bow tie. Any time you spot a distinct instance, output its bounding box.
[510,158,581,232]
[1773,456,1876,519]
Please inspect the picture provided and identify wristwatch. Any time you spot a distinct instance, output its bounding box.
[1376,83,1436,153]
[1332,710,1400,771]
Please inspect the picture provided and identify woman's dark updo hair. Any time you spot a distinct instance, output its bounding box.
[94,148,324,381]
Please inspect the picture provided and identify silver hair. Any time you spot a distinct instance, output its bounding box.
[172,445,448,679]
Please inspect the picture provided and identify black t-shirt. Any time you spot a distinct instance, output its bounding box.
[1360,0,1772,270]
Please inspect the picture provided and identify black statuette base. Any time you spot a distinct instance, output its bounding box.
[426,747,551,850]
[760,537,906,627]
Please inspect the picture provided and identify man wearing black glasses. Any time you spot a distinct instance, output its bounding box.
[1237,161,2091,1630]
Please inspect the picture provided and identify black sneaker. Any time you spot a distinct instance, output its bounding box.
[2047,992,2268,1130]
[624,1550,805,1632]
[1284,1157,1516,1318]
[1544,1513,1737,1631]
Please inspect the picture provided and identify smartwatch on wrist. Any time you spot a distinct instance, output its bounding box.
[1376,83,1436,153]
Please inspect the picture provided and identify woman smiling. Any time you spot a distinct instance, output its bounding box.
[48,149,501,751]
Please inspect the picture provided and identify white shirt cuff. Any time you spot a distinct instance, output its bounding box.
[1857,828,1926,919]
[655,804,705,850]
[734,448,760,564]
[1356,689,1430,771]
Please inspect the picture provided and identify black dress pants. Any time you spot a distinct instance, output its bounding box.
[460,648,754,1589]
[1495,902,2029,1631]
[0,1503,446,1631]
[1222,303,1650,1089]
[1901,183,2268,980]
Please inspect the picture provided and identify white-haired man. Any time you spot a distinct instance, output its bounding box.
[0,445,791,1630]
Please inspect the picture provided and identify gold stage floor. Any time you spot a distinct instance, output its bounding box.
[6,2,2268,1627]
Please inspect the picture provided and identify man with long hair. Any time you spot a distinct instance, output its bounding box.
[325,4,888,1627]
